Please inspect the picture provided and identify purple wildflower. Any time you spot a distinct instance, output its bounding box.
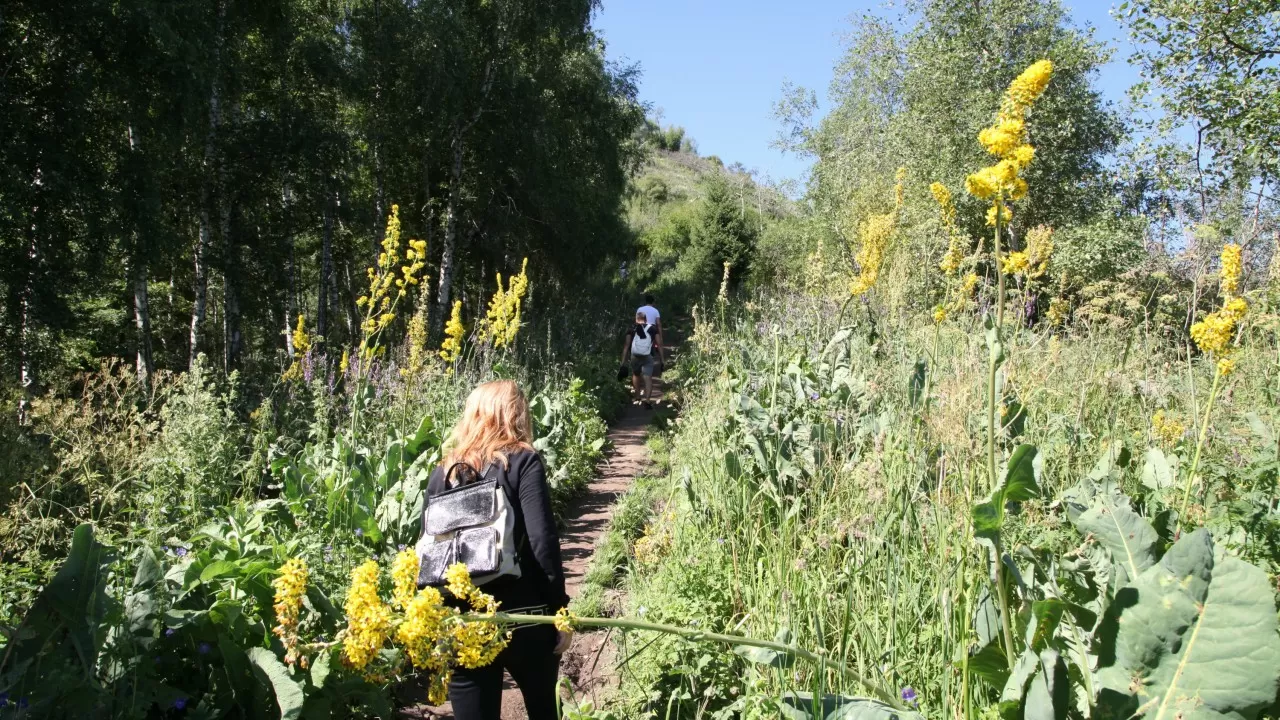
[355,528,364,538]
[165,628,176,637]
[197,642,212,655]
[901,687,917,705]
[173,697,187,710]
[173,546,188,557]
[397,544,406,552]
[809,391,820,401]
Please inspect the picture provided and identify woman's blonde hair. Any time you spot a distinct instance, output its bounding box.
[443,380,534,473]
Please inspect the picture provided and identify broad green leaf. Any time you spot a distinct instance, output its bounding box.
[974,587,1001,646]
[985,313,1006,367]
[1025,650,1069,720]
[1002,445,1042,502]
[248,647,306,720]
[733,628,796,669]
[1141,448,1176,491]
[309,647,331,690]
[781,693,924,720]
[972,500,1003,543]
[1024,600,1065,653]
[1000,649,1040,719]
[199,559,241,583]
[1095,529,1280,720]
[1072,497,1159,580]
[908,359,926,408]
[967,641,1010,689]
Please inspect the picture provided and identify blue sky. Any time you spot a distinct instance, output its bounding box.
[592,0,1144,188]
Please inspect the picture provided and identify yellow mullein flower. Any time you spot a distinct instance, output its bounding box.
[963,272,980,295]
[272,558,309,665]
[978,117,1025,158]
[402,302,429,379]
[1217,356,1236,376]
[986,205,1013,227]
[342,560,393,671]
[966,60,1053,216]
[440,300,465,363]
[554,607,576,633]
[391,548,420,610]
[339,349,350,375]
[965,168,1001,200]
[1025,225,1054,279]
[478,259,531,349]
[1002,251,1030,275]
[850,169,905,297]
[396,585,447,662]
[1151,410,1186,446]
[1010,145,1035,168]
[1005,60,1054,112]
[443,562,474,601]
[718,260,732,303]
[1047,297,1069,326]
[1190,310,1236,354]
[933,305,948,324]
[1220,243,1242,297]
[292,315,310,355]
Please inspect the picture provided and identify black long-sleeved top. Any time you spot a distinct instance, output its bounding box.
[425,449,569,613]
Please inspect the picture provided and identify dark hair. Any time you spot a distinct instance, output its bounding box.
[643,293,656,305]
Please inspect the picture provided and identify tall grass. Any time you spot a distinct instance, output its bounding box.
[608,288,1279,719]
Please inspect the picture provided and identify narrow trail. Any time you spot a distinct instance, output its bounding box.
[405,371,666,719]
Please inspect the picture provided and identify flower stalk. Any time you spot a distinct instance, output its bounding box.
[461,611,909,711]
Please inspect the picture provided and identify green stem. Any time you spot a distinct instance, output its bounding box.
[1177,365,1223,533]
[986,197,1006,492]
[992,543,1017,671]
[462,612,907,711]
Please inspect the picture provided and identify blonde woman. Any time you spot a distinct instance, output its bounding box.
[427,380,571,719]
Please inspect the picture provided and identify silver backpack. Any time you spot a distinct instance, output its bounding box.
[415,462,522,589]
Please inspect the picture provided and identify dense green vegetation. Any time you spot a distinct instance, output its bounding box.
[3,0,1280,717]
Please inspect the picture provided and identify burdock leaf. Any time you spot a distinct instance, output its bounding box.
[1095,529,1280,720]
[1072,496,1159,580]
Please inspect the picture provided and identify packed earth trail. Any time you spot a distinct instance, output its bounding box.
[403,368,668,719]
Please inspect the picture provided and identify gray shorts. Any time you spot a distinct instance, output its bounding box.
[630,354,655,377]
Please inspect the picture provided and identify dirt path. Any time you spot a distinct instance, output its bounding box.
[404,377,663,718]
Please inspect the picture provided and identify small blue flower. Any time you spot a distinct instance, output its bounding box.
[397,544,406,552]
[165,628,176,637]
[355,528,364,537]
[901,687,917,705]
[197,642,212,655]
[173,697,187,710]
[809,391,820,401]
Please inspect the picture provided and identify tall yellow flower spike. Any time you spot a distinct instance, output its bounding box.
[343,560,394,671]
[966,60,1054,206]
[440,300,466,363]
[850,168,906,296]
[478,259,530,349]
[357,205,429,361]
[1190,244,1248,370]
[272,558,309,665]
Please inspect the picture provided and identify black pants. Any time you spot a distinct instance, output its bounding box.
[448,624,560,720]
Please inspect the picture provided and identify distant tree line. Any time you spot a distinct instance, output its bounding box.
[0,0,644,397]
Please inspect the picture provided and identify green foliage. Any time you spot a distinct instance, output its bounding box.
[1050,217,1147,288]
[610,283,1280,719]
[1120,0,1280,182]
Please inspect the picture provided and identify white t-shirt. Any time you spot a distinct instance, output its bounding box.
[637,305,660,325]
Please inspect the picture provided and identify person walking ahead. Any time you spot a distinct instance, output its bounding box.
[425,380,572,720]
[622,310,665,409]
[637,293,661,333]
